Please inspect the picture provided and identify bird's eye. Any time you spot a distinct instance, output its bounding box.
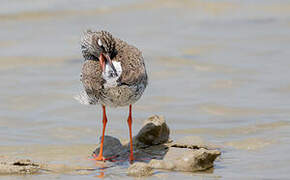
[98,39,103,46]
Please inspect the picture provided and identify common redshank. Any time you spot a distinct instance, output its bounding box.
[76,30,148,163]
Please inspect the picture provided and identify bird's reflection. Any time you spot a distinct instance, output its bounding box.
[93,161,110,178]
[95,171,105,178]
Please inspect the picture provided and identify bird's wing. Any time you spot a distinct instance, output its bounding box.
[118,48,147,86]
[81,60,104,100]
[74,90,97,105]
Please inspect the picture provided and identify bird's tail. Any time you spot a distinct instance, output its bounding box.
[74,91,96,105]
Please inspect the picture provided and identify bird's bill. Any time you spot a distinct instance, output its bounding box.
[99,53,118,76]
[99,53,106,71]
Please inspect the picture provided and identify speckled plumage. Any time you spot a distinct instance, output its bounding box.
[79,30,148,107]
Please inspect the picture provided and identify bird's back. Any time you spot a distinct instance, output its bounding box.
[114,38,147,86]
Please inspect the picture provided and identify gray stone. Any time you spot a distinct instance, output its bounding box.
[149,159,175,170]
[127,162,153,177]
[93,135,126,158]
[168,147,220,171]
[134,115,170,147]
[149,147,221,172]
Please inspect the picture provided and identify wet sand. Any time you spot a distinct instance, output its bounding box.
[1,0,290,179]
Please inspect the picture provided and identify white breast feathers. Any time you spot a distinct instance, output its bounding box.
[102,61,122,88]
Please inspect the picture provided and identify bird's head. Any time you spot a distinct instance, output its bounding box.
[81,30,117,76]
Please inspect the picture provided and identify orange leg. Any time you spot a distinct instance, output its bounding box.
[127,104,134,163]
[93,105,107,161]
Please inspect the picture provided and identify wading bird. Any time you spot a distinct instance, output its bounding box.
[77,30,148,163]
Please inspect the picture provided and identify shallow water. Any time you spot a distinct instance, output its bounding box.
[1,0,290,179]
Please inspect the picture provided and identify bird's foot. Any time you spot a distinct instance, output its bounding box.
[129,155,135,164]
[92,154,106,161]
[92,154,119,162]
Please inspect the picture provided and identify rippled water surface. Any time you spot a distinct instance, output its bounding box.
[1,0,290,179]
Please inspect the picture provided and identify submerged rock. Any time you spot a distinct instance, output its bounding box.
[93,136,125,158]
[0,159,40,175]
